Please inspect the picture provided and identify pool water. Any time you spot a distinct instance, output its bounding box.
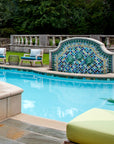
[0,68,114,122]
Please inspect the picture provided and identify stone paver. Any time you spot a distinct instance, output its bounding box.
[0,136,24,144]
[26,125,66,139]
[0,119,30,130]
[0,118,67,144]
[0,125,28,140]
[17,133,64,144]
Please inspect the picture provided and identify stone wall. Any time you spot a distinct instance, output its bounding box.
[10,35,114,53]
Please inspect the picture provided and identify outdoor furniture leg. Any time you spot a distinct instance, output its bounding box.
[3,59,6,64]
[41,61,43,66]
[20,60,23,65]
[30,61,32,66]
[64,140,75,144]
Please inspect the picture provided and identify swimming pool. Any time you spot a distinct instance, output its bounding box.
[0,68,114,122]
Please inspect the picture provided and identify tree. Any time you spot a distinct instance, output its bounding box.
[0,0,113,37]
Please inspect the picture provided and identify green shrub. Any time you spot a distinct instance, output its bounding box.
[32,38,35,45]
[0,28,16,38]
[55,39,60,46]
[49,39,53,46]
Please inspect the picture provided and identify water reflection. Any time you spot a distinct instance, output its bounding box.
[23,100,35,109]
[57,107,78,118]
[24,78,43,89]
[0,71,6,81]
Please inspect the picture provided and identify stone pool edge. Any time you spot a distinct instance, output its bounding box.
[0,81,23,121]
[0,64,114,79]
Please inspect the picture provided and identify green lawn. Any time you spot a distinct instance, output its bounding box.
[6,51,49,65]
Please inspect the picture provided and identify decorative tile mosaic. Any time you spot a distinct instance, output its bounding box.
[51,39,112,74]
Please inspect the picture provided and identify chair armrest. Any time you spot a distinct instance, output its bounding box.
[36,55,42,59]
[24,54,30,57]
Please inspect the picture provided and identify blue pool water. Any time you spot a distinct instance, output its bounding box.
[0,68,114,122]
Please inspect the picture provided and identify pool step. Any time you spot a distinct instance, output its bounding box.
[0,118,67,144]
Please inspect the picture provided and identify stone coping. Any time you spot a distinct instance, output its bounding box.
[0,81,23,99]
[0,81,23,121]
[12,113,66,131]
[0,64,114,79]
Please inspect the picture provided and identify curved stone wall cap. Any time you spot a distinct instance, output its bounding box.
[0,81,23,99]
[49,37,114,55]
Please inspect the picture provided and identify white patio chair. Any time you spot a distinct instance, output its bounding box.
[20,49,43,66]
[0,48,6,64]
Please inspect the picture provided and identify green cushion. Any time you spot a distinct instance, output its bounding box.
[67,108,114,144]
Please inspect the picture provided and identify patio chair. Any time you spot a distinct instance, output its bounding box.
[0,48,6,64]
[20,49,43,66]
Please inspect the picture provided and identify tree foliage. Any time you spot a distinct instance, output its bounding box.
[0,0,113,37]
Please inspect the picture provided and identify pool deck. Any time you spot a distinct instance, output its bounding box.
[0,116,67,144]
[0,63,114,144]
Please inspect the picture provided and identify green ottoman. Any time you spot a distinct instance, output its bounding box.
[67,108,114,144]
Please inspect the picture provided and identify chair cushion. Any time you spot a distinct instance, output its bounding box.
[30,49,40,57]
[21,56,42,60]
[67,108,114,144]
[0,48,5,55]
[0,55,5,58]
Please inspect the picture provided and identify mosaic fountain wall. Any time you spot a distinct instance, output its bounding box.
[50,38,114,74]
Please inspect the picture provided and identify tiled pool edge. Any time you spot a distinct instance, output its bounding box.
[0,81,23,121]
[0,64,114,79]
